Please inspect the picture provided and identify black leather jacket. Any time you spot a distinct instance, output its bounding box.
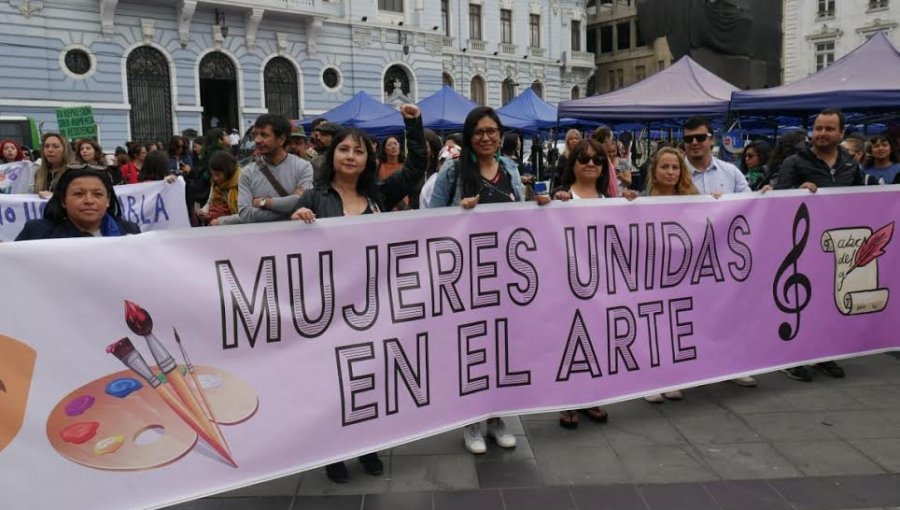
[294,116,427,219]
[775,144,861,189]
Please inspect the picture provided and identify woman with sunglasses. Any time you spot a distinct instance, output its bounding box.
[551,138,613,428]
[167,135,193,178]
[15,167,140,240]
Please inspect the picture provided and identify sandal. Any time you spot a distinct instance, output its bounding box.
[558,410,579,429]
[580,407,609,423]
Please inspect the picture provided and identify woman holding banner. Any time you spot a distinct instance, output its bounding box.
[290,103,426,483]
[33,133,73,197]
[551,138,612,428]
[15,166,140,240]
[426,106,544,454]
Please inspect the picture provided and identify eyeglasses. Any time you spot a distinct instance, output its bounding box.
[473,127,500,139]
[575,153,605,166]
[682,133,711,144]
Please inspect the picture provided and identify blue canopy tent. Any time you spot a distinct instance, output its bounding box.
[299,91,404,137]
[416,85,478,132]
[557,56,738,123]
[497,88,576,134]
[731,33,900,115]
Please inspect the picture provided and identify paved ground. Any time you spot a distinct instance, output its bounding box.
[169,353,900,510]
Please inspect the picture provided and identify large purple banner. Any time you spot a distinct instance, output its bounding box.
[0,187,896,510]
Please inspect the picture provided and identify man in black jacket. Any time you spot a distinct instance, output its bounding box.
[775,110,861,192]
[773,110,860,383]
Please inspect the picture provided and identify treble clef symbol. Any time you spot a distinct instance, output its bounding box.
[772,203,812,341]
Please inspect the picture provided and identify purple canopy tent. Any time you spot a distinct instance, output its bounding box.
[557,56,738,122]
[731,33,900,114]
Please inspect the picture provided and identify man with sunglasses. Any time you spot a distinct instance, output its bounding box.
[682,117,756,388]
[682,117,750,197]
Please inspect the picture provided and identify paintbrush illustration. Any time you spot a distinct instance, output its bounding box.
[173,326,230,455]
[106,337,237,468]
[124,301,227,450]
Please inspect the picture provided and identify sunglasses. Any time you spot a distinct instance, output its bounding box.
[575,153,605,166]
[682,133,711,144]
[66,163,108,172]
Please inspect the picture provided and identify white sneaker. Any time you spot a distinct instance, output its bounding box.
[730,376,757,387]
[644,393,664,403]
[486,419,517,448]
[463,424,486,454]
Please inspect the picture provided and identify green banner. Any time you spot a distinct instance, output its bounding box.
[56,106,96,140]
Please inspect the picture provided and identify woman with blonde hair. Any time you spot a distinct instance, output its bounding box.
[642,147,699,197]
[34,133,73,196]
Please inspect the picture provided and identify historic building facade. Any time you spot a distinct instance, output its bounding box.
[0,0,594,147]
[783,0,899,83]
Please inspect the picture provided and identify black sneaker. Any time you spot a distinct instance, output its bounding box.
[815,361,845,378]
[359,452,383,476]
[782,366,813,382]
[325,461,349,483]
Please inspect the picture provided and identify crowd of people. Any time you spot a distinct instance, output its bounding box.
[3,106,898,482]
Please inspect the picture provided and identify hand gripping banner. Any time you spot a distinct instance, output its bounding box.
[0,187,896,510]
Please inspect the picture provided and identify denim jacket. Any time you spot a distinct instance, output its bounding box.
[428,155,525,208]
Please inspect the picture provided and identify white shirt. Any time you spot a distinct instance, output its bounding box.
[686,157,751,194]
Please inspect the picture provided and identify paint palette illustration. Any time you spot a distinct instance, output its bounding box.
[47,365,258,471]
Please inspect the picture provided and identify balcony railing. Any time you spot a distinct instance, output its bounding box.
[528,46,545,58]
[442,36,454,48]
[468,39,486,52]
[564,50,596,68]
[499,42,516,55]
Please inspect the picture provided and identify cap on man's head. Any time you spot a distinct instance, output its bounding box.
[315,122,341,135]
[290,122,307,139]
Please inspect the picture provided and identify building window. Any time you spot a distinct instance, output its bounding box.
[586,75,596,96]
[126,46,173,144]
[868,0,888,9]
[531,81,543,99]
[571,20,581,51]
[322,67,341,90]
[470,75,485,106]
[617,22,631,51]
[501,78,516,105]
[379,0,403,13]
[608,69,616,90]
[443,72,454,87]
[817,0,835,18]
[636,20,647,46]
[587,28,597,54]
[64,49,91,76]
[635,65,646,81]
[815,40,835,71]
[529,14,541,47]
[571,86,580,100]
[441,0,450,36]
[617,68,624,88]
[469,4,482,40]
[500,9,512,44]
[600,25,613,54]
[264,57,299,119]
[657,59,665,71]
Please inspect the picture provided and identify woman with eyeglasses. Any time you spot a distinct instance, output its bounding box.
[75,138,123,186]
[33,133,74,197]
[426,106,544,455]
[15,167,140,240]
[429,106,538,209]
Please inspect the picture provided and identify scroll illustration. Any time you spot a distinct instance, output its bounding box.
[821,223,893,315]
[0,335,37,454]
